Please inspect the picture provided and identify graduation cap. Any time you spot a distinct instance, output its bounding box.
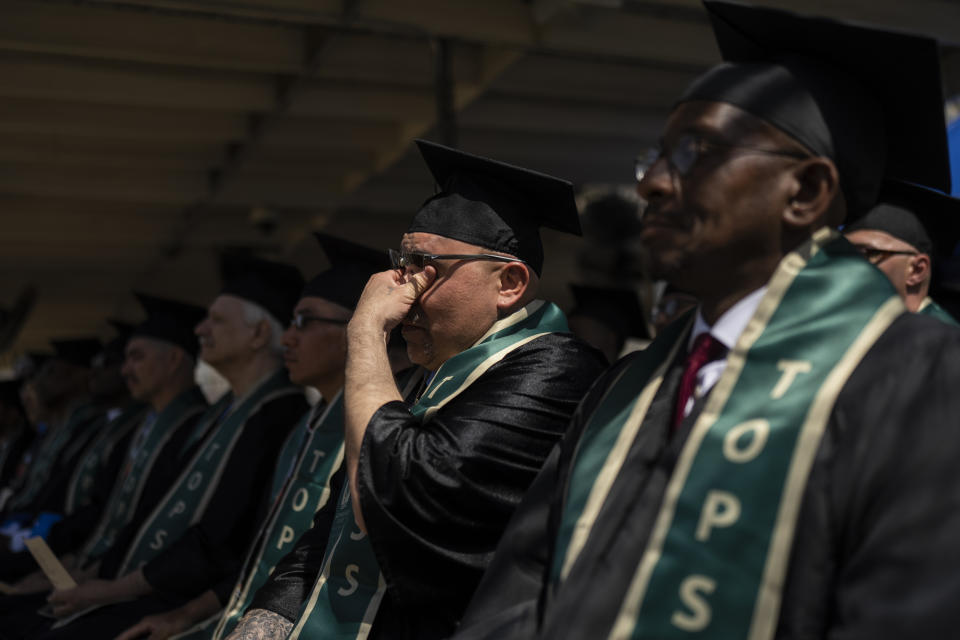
[845,180,960,260]
[108,319,136,341]
[131,293,207,358]
[301,233,391,310]
[568,284,650,342]
[407,139,582,276]
[98,319,137,366]
[220,253,304,326]
[679,0,950,219]
[50,338,103,368]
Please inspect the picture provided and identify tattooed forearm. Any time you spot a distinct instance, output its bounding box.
[226,609,294,640]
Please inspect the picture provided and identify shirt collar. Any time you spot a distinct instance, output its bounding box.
[688,287,767,351]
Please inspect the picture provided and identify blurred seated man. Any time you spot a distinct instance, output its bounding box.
[0,354,52,513]
[0,257,309,640]
[0,338,103,539]
[0,381,31,504]
[0,297,208,588]
[844,179,960,323]
[0,326,141,582]
[112,234,412,640]
[12,330,145,550]
[452,3,960,639]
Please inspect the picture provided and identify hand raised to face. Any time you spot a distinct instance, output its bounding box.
[350,266,438,336]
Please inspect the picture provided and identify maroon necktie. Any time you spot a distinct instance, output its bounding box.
[672,333,727,430]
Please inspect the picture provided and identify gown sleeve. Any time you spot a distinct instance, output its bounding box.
[45,425,138,556]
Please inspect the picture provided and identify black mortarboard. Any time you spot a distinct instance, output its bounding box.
[846,180,960,260]
[679,1,950,219]
[99,319,136,365]
[132,293,207,358]
[219,253,304,326]
[108,319,136,341]
[301,233,391,310]
[407,139,582,276]
[568,284,650,341]
[50,338,102,368]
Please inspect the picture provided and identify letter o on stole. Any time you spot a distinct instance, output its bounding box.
[291,487,310,512]
[723,419,770,463]
[187,471,204,491]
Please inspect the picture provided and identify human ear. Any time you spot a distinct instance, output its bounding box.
[782,157,841,230]
[250,319,271,350]
[496,262,531,312]
[905,253,931,287]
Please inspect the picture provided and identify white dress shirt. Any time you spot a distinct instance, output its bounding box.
[681,287,767,418]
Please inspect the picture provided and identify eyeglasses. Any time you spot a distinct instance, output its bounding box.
[388,248,525,270]
[635,133,810,183]
[849,244,918,266]
[289,312,349,330]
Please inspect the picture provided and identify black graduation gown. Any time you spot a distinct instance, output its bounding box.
[135,392,308,599]
[93,409,209,579]
[367,334,605,639]
[2,408,104,519]
[0,392,307,640]
[0,401,198,583]
[453,312,960,640]
[0,424,132,583]
[0,428,44,500]
[0,427,34,489]
[250,334,605,640]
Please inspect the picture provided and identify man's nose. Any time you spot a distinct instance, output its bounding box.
[636,155,673,203]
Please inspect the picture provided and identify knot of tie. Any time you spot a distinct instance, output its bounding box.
[672,333,727,431]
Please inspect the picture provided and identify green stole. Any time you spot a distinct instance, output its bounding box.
[77,387,208,565]
[207,393,347,640]
[8,402,101,510]
[63,402,149,515]
[117,370,300,575]
[287,301,568,640]
[918,296,959,326]
[553,229,905,640]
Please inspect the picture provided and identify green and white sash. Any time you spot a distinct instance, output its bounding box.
[207,394,347,640]
[77,387,208,565]
[553,229,906,640]
[412,300,568,420]
[117,370,301,575]
[289,301,567,639]
[918,296,959,326]
[285,482,384,640]
[8,402,101,510]
[63,402,149,515]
